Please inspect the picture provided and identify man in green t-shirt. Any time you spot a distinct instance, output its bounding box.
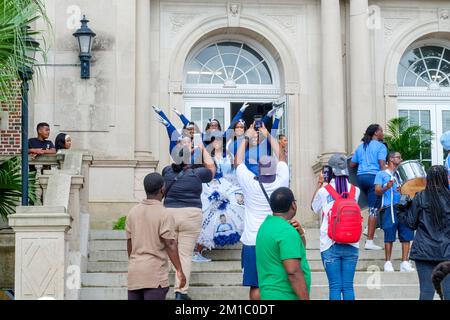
[256,187,311,300]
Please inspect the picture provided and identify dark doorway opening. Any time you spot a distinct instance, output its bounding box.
[230,102,273,131]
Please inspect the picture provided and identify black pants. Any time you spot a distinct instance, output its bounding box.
[128,287,169,300]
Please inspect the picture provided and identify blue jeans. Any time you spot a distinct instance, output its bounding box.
[357,174,381,216]
[415,260,450,300]
[321,244,359,300]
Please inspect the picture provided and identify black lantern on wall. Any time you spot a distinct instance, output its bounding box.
[72,15,96,79]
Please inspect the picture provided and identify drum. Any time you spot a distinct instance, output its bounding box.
[396,160,427,198]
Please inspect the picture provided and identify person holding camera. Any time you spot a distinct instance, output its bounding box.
[311,153,361,300]
[374,152,415,272]
[162,141,216,300]
[397,165,450,300]
[235,123,290,300]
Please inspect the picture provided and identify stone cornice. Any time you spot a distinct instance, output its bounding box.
[90,159,159,168]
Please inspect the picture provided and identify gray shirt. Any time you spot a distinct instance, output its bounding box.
[162,166,213,209]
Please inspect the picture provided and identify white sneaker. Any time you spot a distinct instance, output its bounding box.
[384,261,395,272]
[363,226,378,238]
[192,252,211,263]
[400,261,415,272]
[364,240,382,250]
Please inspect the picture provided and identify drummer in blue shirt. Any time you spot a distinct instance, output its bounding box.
[349,124,387,250]
[374,152,415,273]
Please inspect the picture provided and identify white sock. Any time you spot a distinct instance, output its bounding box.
[366,239,373,245]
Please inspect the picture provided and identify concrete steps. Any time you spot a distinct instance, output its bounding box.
[80,283,421,300]
[82,271,419,288]
[89,247,406,262]
[81,229,422,300]
[87,258,412,273]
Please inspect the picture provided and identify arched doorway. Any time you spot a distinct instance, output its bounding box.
[397,42,450,166]
[182,36,287,137]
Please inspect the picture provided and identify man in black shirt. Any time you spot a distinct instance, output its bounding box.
[28,122,56,155]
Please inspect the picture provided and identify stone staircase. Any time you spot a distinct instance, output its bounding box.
[80,229,423,300]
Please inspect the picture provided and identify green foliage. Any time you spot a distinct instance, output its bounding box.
[0,156,37,218]
[0,0,50,105]
[112,216,126,230]
[384,117,434,168]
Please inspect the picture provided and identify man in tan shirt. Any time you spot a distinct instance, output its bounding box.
[126,172,186,300]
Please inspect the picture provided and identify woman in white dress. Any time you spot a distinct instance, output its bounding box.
[193,131,245,262]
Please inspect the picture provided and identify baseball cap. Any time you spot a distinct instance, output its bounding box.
[258,155,278,183]
[328,153,349,177]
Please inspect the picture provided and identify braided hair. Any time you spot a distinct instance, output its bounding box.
[425,165,450,230]
[361,124,381,150]
[432,261,450,300]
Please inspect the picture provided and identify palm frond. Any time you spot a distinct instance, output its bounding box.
[0,156,37,218]
[0,0,51,105]
[384,117,434,163]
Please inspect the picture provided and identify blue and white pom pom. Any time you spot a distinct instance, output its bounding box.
[441,131,450,151]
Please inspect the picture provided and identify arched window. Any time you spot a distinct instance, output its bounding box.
[185,41,273,86]
[397,45,450,88]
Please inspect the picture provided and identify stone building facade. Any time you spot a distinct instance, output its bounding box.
[25,0,450,228]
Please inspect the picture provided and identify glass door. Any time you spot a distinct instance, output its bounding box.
[437,105,450,164]
[398,104,450,166]
[184,100,230,132]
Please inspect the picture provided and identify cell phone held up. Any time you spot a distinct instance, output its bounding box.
[254,115,263,131]
[322,165,332,184]
[193,133,202,148]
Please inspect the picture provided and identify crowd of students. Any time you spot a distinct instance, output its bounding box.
[123,105,450,301]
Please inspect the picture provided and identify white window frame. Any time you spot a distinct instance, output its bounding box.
[183,35,281,97]
[398,102,450,165]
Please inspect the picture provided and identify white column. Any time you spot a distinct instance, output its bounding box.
[321,0,346,155]
[134,0,152,159]
[350,0,374,150]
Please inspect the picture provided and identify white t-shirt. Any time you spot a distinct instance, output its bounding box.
[236,162,290,246]
[311,179,361,252]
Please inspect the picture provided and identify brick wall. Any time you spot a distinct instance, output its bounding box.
[0,88,22,155]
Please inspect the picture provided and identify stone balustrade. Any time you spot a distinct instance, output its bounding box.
[7,150,93,300]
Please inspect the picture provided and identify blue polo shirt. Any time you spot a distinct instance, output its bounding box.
[351,140,387,176]
[374,170,401,206]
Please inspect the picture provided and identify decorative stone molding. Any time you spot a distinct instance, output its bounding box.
[384,83,399,97]
[183,87,281,96]
[265,15,297,36]
[170,13,198,34]
[227,2,241,27]
[384,17,411,41]
[284,82,300,95]
[169,80,183,94]
[397,87,450,98]
[438,8,450,30]
[312,153,347,174]
[90,159,159,168]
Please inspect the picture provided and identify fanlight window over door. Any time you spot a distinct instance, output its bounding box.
[185,41,273,87]
[397,45,450,89]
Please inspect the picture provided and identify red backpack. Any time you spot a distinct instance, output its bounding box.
[324,184,363,243]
